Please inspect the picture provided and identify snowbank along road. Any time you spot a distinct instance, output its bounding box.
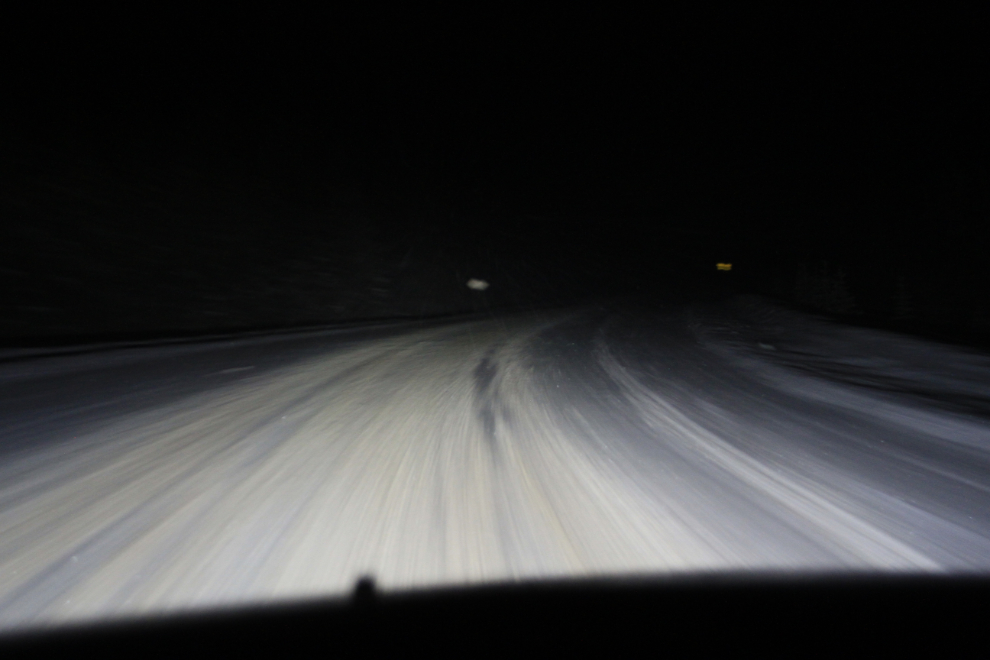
[2,297,990,630]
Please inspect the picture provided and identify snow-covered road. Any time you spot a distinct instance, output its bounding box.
[2,299,990,630]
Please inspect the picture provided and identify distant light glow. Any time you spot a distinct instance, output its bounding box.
[716,263,732,271]
[467,278,489,291]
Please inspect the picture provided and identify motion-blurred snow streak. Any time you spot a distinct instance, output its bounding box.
[2,301,990,630]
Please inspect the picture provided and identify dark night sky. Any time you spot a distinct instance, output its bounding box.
[2,7,988,337]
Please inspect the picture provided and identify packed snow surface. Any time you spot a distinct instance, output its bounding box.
[1,298,990,630]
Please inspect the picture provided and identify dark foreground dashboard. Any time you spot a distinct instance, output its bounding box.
[0,575,985,657]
